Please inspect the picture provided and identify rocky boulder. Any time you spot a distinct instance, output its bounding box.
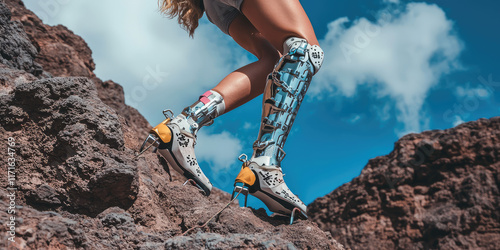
[309,117,500,249]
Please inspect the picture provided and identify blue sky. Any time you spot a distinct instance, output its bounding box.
[24,0,499,212]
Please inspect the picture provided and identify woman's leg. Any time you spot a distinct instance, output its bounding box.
[142,16,274,195]
[212,14,280,112]
[240,0,319,52]
[212,0,319,112]
[230,0,324,220]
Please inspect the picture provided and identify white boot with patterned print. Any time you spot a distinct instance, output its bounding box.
[156,114,213,195]
[140,90,225,196]
[233,155,307,222]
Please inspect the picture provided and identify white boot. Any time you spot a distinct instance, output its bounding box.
[233,155,307,221]
[140,90,225,196]
[156,114,213,195]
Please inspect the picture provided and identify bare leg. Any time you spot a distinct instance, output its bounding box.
[240,0,319,52]
[213,0,319,112]
[212,15,280,112]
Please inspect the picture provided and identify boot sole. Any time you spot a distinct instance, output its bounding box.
[234,168,307,219]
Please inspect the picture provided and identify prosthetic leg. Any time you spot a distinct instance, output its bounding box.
[232,37,324,223]
[140,90,225,196]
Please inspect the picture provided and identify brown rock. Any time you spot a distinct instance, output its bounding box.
[309,117,500,249]
[6,0,95,78]
[0,1,42,76]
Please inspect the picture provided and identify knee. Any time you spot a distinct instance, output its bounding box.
[283,37,324,74]
[309,44,324,74]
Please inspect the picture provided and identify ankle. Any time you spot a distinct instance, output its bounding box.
[180,90,225,135]
[170,114,196,135]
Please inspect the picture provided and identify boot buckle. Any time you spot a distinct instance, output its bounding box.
[163,109,174,119]
[238,154,248,163]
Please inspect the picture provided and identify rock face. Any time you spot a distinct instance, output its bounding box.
[309,117,500,249]
[7,0,95,79]
[0,1,343,249]
[0,1,41,76]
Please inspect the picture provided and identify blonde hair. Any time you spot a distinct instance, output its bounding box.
[159,0,204,37]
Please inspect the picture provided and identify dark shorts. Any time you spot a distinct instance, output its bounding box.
[203,0,244,35]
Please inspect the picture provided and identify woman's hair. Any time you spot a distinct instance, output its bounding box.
[159,0,204,37]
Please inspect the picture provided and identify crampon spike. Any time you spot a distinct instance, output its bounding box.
[232,184,249,207]
[181,186,243,236]
[183,179,195,186]
[290,207,302,225]
[183,179,206,196]
[135,134,160,159]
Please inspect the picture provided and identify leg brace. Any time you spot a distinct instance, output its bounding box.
[252,37,324,166]
[180,90,225,136]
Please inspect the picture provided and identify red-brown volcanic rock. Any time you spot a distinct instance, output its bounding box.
[309,117,500,249]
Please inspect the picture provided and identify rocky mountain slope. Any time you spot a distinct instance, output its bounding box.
[309,117,500,249]
[0,1,343,249]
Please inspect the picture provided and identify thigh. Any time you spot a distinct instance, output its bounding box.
[240,0,319,52]
[228,14,280,60]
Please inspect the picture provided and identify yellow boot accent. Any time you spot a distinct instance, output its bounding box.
[234,163,256,186]
[150,118,172,143]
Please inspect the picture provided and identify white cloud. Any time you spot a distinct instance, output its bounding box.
[243,121,259,131]
[196,130,242,173]
[312,3,463,135]
[376,103,392,121]
[456,85,491,99]
[344,114,362,124]
[243,122,252,130]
